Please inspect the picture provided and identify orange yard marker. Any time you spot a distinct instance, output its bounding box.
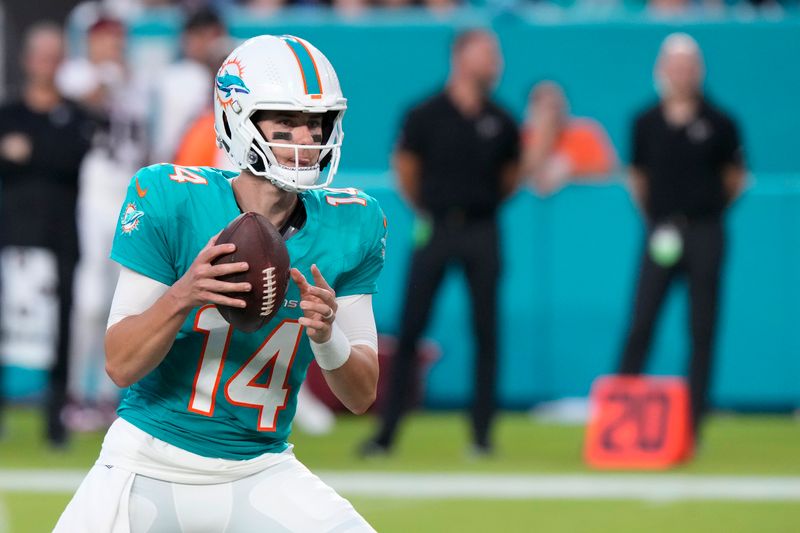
[584,375,694,469]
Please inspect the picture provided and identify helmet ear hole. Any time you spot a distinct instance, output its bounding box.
[248,145,266,173]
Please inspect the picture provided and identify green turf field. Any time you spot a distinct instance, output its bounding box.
[1,407,799,532]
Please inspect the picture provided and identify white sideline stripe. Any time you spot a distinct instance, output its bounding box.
[1,470,800,502]
[321,473,800,501]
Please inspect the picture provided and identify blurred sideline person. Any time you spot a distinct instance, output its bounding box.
[172,38,236,170]
[0,23,94,446]
[57,10,148,430]
[361,29,520,457]
[149,7,227,163]
[55,35,385,531]
[522,80,616,196]
[618,33,745,439]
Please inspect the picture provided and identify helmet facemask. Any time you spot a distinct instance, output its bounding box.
[243,109,344,192]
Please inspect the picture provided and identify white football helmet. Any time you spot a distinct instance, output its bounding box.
[213,35,347,191]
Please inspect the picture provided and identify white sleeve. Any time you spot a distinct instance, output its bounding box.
[106,269,379,351]
[106,267,170,329]
[334,294,378,352]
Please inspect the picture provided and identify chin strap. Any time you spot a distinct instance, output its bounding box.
[247,145,323,191]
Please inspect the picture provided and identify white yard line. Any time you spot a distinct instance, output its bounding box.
[1,470,800,502]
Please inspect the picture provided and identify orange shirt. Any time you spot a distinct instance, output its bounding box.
[525,118,616,178]
[173,110,224,168]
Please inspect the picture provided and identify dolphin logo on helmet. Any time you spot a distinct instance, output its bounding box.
[216,72,250,99]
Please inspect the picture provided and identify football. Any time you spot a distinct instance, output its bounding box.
[212,212,291,332]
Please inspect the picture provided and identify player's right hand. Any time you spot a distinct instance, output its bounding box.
[170,234,251,311]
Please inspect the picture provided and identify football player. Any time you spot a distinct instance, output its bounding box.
[55,35,385,532]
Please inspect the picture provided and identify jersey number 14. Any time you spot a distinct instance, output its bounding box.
[188,305,303,431]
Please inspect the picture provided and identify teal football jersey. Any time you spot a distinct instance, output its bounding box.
[110,164,387,460]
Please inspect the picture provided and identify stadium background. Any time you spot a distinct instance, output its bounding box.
[5,7,800,409]
[1,2,800,532]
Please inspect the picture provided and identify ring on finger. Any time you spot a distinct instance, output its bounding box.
[322,308,334,321]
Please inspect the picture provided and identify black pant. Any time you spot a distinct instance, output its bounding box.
[375,217,500,448]
[618,219,724,435]
[0,246,76,444]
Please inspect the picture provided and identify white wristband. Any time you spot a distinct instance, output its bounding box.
[310,322,351,371]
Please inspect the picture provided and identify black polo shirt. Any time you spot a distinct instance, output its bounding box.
[631,99,743,221]
[398,91,519,221]
[0,99,94,256]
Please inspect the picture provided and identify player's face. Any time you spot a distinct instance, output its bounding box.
[254,111,324,167]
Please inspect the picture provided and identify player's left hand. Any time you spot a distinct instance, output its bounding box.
[291,264,337,343]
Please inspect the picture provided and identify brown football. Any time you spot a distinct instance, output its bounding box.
[212,212,291,332]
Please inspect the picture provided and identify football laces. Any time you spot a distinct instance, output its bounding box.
[260,267,277,317]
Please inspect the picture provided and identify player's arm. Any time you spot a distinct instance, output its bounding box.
[105,237,250,388]
[291,266,378,415]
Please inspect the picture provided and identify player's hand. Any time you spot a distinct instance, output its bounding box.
[170,233,251,311]
[291,264,337,343]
